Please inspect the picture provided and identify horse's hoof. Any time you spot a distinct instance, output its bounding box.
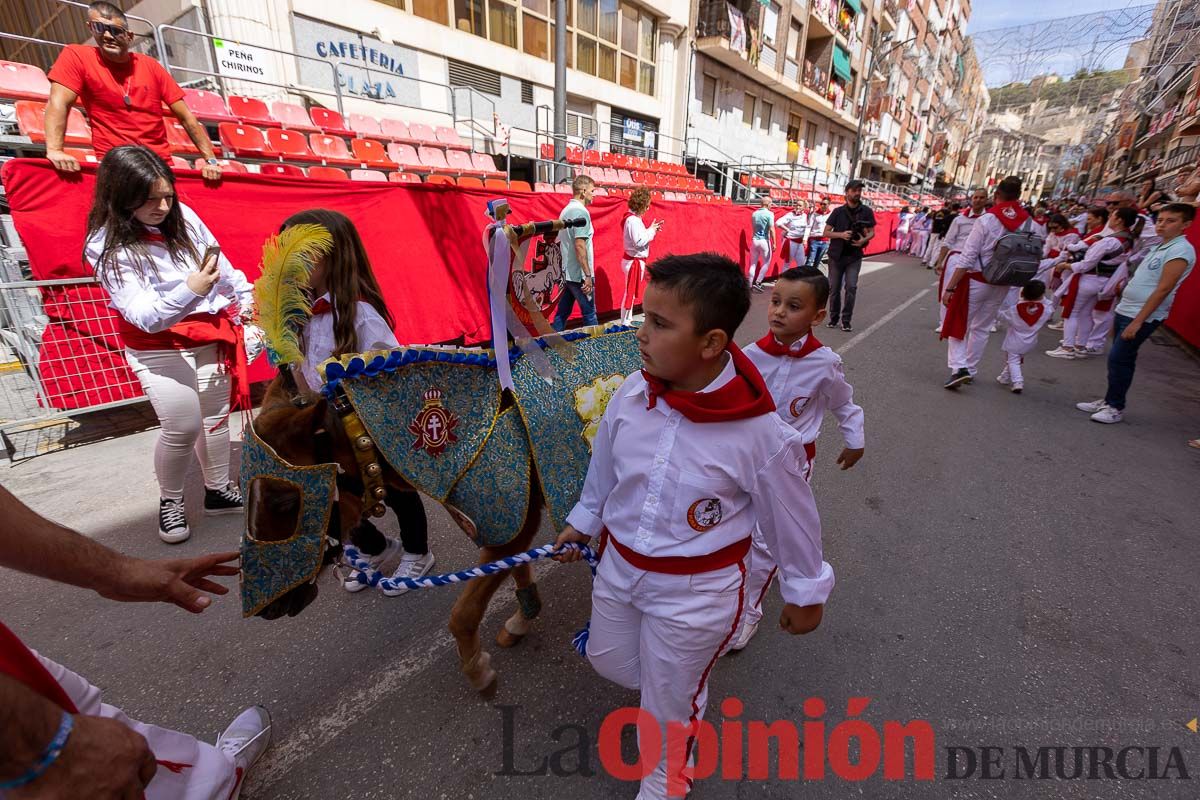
[496,627,524,648]
[478,673,499,700]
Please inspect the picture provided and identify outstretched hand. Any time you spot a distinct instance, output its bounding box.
[552,525,591,563]
[99,551,240,613]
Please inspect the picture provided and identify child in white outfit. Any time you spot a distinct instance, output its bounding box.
[998,279,1052,393]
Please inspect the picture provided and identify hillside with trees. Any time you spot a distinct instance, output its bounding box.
[988,69,1130,112]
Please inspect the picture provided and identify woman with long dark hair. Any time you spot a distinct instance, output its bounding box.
[87,145,252,544]
[279,208,434,595]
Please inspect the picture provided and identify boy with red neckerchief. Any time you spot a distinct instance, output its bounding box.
[730,267,863,653]
[554,254,831,800]
[941,176,1029,390]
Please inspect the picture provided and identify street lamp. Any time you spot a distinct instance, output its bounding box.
[850,30,919,179]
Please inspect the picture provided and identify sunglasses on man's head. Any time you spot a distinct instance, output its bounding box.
[89,20,130,38]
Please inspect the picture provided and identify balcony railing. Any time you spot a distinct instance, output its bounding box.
[803,59,829,97]
[697,0,756,46]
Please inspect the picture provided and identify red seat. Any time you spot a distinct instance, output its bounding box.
[63,147,100,165]
[424,174,455,186]
[308,107,355,137]
[269,101,320,133]
[445,149,484,177]
[388,171,422,184]
[510,180,532,192]
[457,176,484,188]
[264,128,320,162]
[417,145,451,173]
[258,163,306,177]
[471,152,503,177]
[15,100,90,144]
[165,120,201,155]
[407,123,439,146]
[218,122,271,158]
[227,95,279,127]
[594,187,608,196]
[193,157,248,173]
[535,182,554,192]
[582,150,601,165]
[0,60,51,101]
[435,126,470,151]
[565,145,583,164]
[351,169,387,182]
[309,166,349,180]
[350,138,398,169]
[182,89,238,123]
[602,167,621,185]
[599,151,615,167]
[349,113,382,138]
[379,119,415,143]
[539,143,555,160]
[386,142,427,172]
[617,169,634,185]
[613,153,632,170]
[484,178,508,189]
[309,134,359,166]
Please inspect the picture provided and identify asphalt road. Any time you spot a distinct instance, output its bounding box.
[3,254,1199,799]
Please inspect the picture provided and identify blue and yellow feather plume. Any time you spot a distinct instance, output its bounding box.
[254,223,333,367]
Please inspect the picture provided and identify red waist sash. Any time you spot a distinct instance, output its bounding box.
[601,530,751,575]
[119,310,250,411]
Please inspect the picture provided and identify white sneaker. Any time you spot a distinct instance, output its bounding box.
[1011,382,1023,394]
[1085,346,1105,356]
[996,369,1012,385]
[216,705,271,799]
[934,325,942,334]
[1091,406,1124,424]
[989,324,998,332]
[1075,399,1108,414]
[380,550,436,597]
[1045,346,1077,359]
[1047,320,1064,331]
[729,620,759,652]
[343,536,403,592]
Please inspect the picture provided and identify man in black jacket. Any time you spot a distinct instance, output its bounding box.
[822,180,877,332]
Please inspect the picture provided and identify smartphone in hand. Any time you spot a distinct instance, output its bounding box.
[202,245,221,267]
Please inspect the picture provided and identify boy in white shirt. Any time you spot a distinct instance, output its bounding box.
[555,254,831,800]
[733,267,863,651]
[996,279,1052,394]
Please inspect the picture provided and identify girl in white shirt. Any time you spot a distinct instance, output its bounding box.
[87,145,252,544]
[618,188,662,325]
[280,208,435,595]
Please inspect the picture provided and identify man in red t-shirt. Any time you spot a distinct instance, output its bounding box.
[44,1,222,180]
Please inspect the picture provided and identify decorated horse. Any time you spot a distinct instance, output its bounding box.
[241,204,641,697]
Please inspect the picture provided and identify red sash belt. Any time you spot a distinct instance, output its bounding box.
[1094,282,1123,313]
[601,530,751,575]
[804,441,817,463]
[938,250,961,297]
[622,254,645,307]
[119,310,251,411]
[940,271,986,340]
[780,237,805,263]
[1060,273,1081,319]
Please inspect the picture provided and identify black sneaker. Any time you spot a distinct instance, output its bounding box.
[842,322,853,332]
[159,498,190,544]
[204,483,244,516]
[944,368,972,390]
[827,319,840,329]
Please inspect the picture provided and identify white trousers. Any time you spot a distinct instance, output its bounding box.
[908,232,928,256]
[1088,305,1116,350]
[1062,275,1105,349]
[947,281,1008,373]
[33,650,238,799]
[1003,351,1025,384]
[125,344,232,500]
[938,257,963,325]
[588,544,747,800]
[748,240,772,284]
[923,234,942,265]
[783,239,805,270]
[619,258,645,324]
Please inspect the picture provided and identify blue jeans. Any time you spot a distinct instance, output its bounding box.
[1104,313,1161,410]
[552,280,598,331]
[806,239,829,268]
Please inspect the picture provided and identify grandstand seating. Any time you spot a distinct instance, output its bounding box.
[445,148,484,177]
[166,119,202,155]
[351,169,387,182]
[435,126,469,151]
[181,89,238,124]
[457,176,484,188]
[265,128,319,162]
[425,174,455,186]
[308,107,355,137]
[350,138,398,169]
[418,145,452,174]
[219,123,272,158]
[228,95,279,128]
[14,100,90,145]
[309,134,359,166]
[258,163,306,178]
[349,113,383,138]
[308,166,349,180]
[0,60,51,101]
[270,101,321,132]
[386,143,428,173]
[194,157,249,173]
[388,171,422,184]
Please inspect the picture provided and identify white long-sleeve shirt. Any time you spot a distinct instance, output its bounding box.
[89,203,253,334]
[743,336,865,449]
[999,298,1052,355]
[565,355,834,607]
[956,212,1009,275]
[301,292,399,389]
[940,211,983,256]
[1043,231,1080,258]
[1068,235,1128,278]
[622,214,656,260]
[807,211,830,239]
[776,211,809,240]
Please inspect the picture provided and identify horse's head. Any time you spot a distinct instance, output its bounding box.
[244,374,366,619]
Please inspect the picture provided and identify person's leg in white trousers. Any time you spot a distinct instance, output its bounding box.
[34,651,239,799]
[125,344,232,500]
[587,547,746,799]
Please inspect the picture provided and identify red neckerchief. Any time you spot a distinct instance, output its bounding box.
[754,332,823,359]
[963,208,984,218]
[1082,226,1104,245]
[1016,301,1046,327]
[642,344,776,422]
[140,231,166,243]
[988,201,1030,232]
[1034,213,1049,226]
[312,296,333,315]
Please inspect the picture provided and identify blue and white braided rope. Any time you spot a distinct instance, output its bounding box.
[342,542,599,655]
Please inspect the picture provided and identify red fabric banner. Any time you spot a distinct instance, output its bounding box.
[1171,217,1200,350]
[0,159,897,409]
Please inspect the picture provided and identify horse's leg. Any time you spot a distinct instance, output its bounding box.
[448,569,510,699]
[495,559,541,648]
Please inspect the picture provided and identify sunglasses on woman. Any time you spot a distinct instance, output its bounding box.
[89,20,130,38]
